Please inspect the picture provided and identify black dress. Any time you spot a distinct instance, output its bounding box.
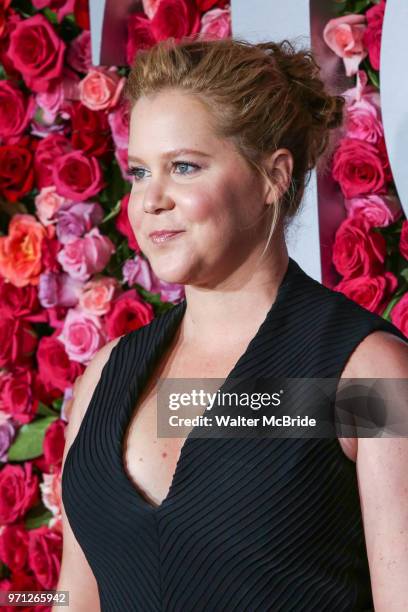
[61,257,406,612]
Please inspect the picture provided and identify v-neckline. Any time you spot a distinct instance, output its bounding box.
[119,256,300,513]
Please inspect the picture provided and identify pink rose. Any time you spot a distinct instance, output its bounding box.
[400,220,408,260]
[323,13,367,77]
[105,289,154,340]
[199,7,231,40]
[34,134,72,189]
[344,194,402,228]
[122,255,155,289]
[57,227,115,281]
[115,147,130,181]
[142,0,160,19]
[35,186,67,226]
[332,215,386,279]
[334,272,398,315]
[67,30,92,73]
[53,150,105,201]
[7,14,66,93]
[108,97,130,150]
[35,68,80,125]
[79,68,125,112]
[344,97,383,144]
[115,193,141,252]
[57,307,106,364]
[390,294,408,339]
[363,0,385,71]
[40,470,62,527]
[38,271,83,309]
[0,82,35,141]
[78,276,121,316]
[332,137,386,198]
[55,201,104,244]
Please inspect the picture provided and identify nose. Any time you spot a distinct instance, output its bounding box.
[142,181,175,214]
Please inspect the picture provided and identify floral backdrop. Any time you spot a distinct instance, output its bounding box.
[0,0,406,608]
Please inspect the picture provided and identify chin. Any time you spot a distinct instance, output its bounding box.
[150,260,191,286]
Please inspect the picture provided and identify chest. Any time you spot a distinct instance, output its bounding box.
[122,353,356,510]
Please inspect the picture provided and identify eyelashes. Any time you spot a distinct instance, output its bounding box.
[127,161,200,182]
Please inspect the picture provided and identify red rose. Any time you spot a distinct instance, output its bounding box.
[41,234,63,274]
[332,137,386,198]
[0,9,22,80]
[0,82,35,141]
[28,525,62,589]
[1,368,39,425]
[363,0,385,71]
[376,136,393,183]
[332,215,386,279]
[0,571,43,612]
[0,313,38,368]
[0,523,30,571]
[334,272,398,315]
[53,150,105,201]
[390,294,408,339]
[36,335,84,393]
[34,134,72,189]
[400,220,408,260]
[151,0,201,41]
[105,289,154,339]
[126,13,157,65]
[74,0,90,30]
[115,193,141,252]
[0,141,34,202]
[6,14,66,93]
[70,101,113,159]
[195,0,229,10]
[43,419,66,468]
[0,277,47,323]
[0,462,39,524]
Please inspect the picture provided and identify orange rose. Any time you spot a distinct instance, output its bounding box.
[0,214,47,287]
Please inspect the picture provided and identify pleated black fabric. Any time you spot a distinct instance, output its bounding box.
[61,257,406,612]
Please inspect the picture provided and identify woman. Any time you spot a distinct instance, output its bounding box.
[57,37,408,611]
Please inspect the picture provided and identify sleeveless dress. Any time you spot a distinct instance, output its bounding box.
[61,257,406,612]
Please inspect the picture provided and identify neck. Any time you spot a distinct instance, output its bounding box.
[179,243,289,349]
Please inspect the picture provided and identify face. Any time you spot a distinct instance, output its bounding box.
[127,89,272,288]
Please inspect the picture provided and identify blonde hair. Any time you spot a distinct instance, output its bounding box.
[124,36,344,258]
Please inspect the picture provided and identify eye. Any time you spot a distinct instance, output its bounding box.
[126,161,200,182]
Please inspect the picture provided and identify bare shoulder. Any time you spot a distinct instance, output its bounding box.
[342,330,408,378]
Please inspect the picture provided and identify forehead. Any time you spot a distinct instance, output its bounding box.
[128,90,225,155]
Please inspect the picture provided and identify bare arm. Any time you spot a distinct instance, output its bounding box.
[52,336,123,612]
[352,332,408,611]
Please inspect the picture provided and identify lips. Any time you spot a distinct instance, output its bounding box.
[149,230,185,244]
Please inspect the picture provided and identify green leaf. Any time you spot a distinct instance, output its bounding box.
[43,7,58,25]
[7,416,57,462]
[24,505,54,530]
[382,294,403,320]
[366,64,380,88]
[52,397,64,411]
[399,268,408,284]
[37,402,58,417]
[101,199,122,224]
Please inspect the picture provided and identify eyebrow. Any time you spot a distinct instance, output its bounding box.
[128,148,212,163]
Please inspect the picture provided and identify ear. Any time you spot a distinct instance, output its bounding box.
[261,148,294,205]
